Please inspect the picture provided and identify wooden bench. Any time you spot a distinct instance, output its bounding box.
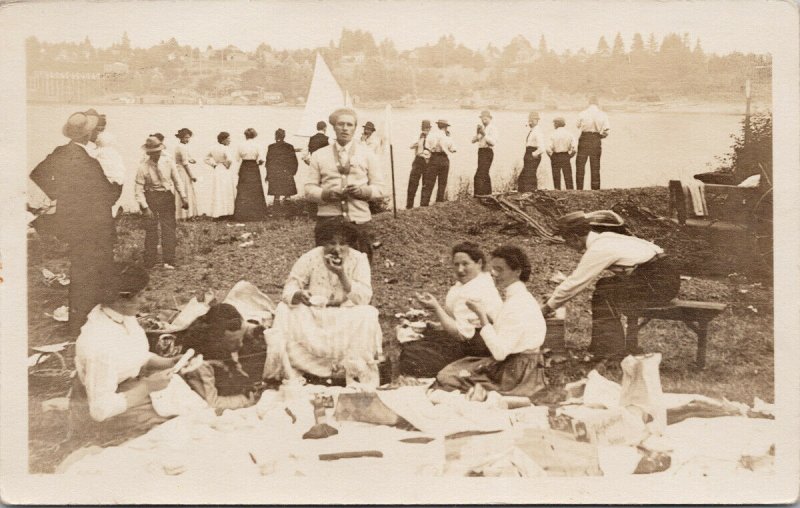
[625,299,728,368]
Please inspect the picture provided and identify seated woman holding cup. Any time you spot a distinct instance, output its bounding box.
[263,222,382,388]
[398,242,503,378]
[434,245,548,397]
[71,263,181,445]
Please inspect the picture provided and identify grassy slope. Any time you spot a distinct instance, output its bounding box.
[27,188,773,472]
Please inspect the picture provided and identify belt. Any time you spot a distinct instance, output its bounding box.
[430,151,447,156]
[145,188,172,194]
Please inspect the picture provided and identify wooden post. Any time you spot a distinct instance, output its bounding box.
[389,144,397,218]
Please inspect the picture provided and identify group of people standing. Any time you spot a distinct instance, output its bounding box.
[405,96,611,208]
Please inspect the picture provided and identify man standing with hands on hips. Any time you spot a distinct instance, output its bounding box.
[471,110,498,196]
[575,95,611,190]
[306,107,385,262]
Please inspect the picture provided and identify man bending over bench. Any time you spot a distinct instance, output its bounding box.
[541,210,681,359]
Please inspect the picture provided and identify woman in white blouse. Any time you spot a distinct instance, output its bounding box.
[71,263,180,444]
[435,245,548,397]
[233,127,269,221]
[174,128,199,219]
[263,222,382,387]
[205,131,236,219]
[399,242,504,378]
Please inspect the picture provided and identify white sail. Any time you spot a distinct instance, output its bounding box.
[296,54,347,138]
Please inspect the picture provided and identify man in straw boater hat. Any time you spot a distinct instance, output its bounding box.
[306,107,385,262]
[542,210,680,359]
[421,119,457,206]
[30,110,122,336]
[471,109,498,196]
[518,111,546,192]
[134,136,189,270]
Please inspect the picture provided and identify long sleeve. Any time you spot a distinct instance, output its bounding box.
[282,251,313,304]
[183,363,251,410]
[547,245,619,308]
[345,251,373,305]
[534,129,547,157]
[480,284,546,361]
[547,135,555,156]
[82,349,130,421]
[484,125,498,147]
[288,145,299,175]
[304,152,325,202]
[600,114,611,137]
[204,150,215,167]
[364,151,384,200]
[29,150,60,200]
[134,164,148,209]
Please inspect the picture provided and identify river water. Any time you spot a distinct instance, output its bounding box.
[27,104,742,210]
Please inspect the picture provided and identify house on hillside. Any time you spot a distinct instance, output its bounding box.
[341,52,366,65]
[224,45,248,62]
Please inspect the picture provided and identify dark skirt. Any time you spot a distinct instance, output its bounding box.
[518,146,540,192]
[398,328,490,378]
[266,170,297,197]
[433,350,547,397]
[234,160,268,221]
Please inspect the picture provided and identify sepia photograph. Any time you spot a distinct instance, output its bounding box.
[0,0,798,504]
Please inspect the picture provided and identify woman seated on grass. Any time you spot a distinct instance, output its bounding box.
[398,242,503,378]
[71,263,180,444]
[180,303,264,410]
[541,210,680,359]
[263,221,382,388]
[434,245,548,397]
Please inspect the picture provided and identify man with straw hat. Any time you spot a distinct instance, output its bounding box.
[30,110,122,336]
[471,110,498,196]
[134,136,189,270]
[542,211,680,359]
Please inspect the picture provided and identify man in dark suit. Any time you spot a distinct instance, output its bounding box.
[307,121,330,155]
[30,110,122,336]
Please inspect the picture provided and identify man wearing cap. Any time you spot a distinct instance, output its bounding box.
[359,121,382,157]
[471,110,498,196]
[542,211,680,359]
[575,95,611,190]
[518,112,546,192]
[135,136,189,269]
[306,107,385,261]
[547,117,577,190]
[421,119,457,205]
[406,120,432,209]
[30,110,122,336]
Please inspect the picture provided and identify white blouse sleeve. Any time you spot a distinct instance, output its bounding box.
[345,250,373,305]
[282,251,313,305]
[82,349,129,422]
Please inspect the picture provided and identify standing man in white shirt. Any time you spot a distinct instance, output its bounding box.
[406,120,431,209]
[547,117,577,190]
[575,95,611,190]
[518,111,546,192]
[542,211,680,359]
[306,107,385,262]
[422,119,457,205]
[471,110,498,196]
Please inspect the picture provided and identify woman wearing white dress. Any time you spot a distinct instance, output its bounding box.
[204,131,236,219]
[174,128,199,219]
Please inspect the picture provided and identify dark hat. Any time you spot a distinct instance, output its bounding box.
[142,135,166,153]
[175,128,193,138]
[363,121,376,131]
[553,117,566,127]
[62,112,99,140]
[421,120,431,129]
[436,119,450,127]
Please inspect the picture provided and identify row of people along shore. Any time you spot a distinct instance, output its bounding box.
[32,105,680,451]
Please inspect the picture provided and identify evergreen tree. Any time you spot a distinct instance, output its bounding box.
[596,36,610,57]
[612,32,625,58]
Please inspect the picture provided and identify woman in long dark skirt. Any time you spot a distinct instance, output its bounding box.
[265,128,299,205]
[234,128,268,221]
